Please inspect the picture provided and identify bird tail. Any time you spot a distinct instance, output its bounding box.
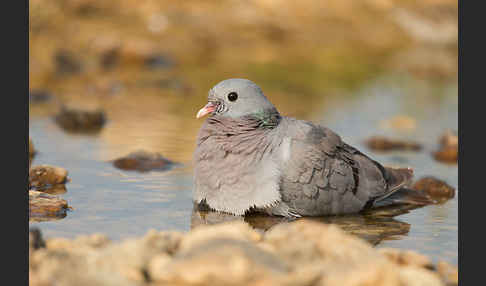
[372,187,434,208]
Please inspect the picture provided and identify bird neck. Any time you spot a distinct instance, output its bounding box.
[250,108,281,129]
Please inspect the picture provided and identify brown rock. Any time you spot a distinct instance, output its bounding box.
[54,106,106,133]
[29,190,70,219]
[412,177,455,203]
[433,130,458,164]
[365,136,422,152]
[437,261,458,286]
[112,150,175,172]
[29,165,68,189]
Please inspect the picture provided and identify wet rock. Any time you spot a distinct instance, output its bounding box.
[437,261,458,286]
[412,177,455,203]
[365,136,422,152]
[112,150,175,172]
[54,106,106,133]
[29,165,68,189]
[54,50,82,75]
[39,184,68,195]
[29,89,53,104]
[29,190,70,219]
[433,130,458,164]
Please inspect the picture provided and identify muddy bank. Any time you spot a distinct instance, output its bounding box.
[30,220,457,286]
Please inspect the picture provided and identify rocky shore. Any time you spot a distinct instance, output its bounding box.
[29,220,457,286]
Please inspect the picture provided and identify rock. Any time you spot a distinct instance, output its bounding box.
[28,221,455,286]
[379,248,434,269]
[46,233,111,251]
[29,89,53,104]
[152,238,289,286]
[398,266,444,286]
[54,106,106,133]
[365,136,422,152]
[261,220,404,286]
[29,249,135,286]
[90,229,183,282]
[433,130,458,164]
[112,150,175,172]
[29,165,68,189]
[180,221,262,253]
[412,177,455,203]
[54,50,82,76]
[29,190,70,219]
[436,261,458,286]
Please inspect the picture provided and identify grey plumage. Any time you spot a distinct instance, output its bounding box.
[193,78,429,217]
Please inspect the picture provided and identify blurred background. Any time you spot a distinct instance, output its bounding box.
[29,0,458,263]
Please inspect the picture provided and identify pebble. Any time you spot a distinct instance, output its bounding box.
[365,136,422,152]
[29,165,68,189]
[54,106,106,133]
[112,150,175,172]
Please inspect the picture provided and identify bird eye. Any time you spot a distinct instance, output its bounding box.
[227,92,238,102]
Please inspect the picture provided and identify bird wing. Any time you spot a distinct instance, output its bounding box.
[278,119,413,216]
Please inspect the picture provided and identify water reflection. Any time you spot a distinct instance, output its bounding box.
[191,204,426,246]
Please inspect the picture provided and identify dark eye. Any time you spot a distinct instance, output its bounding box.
[227,92,238,102]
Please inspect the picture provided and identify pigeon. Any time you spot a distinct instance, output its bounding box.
[193,78,431,217]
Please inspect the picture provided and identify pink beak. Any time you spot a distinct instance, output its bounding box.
[196,102,217,119]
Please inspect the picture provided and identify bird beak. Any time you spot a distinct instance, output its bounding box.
[196,102,217,119]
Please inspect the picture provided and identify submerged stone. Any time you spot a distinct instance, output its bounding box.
[412,177,455,204]
[365,136,422,152]
[54,106,106,133]
[112,150,175,172]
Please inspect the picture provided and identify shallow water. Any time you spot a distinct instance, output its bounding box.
[29,74,457,264]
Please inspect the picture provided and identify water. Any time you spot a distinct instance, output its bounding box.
[29,74,457,265]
